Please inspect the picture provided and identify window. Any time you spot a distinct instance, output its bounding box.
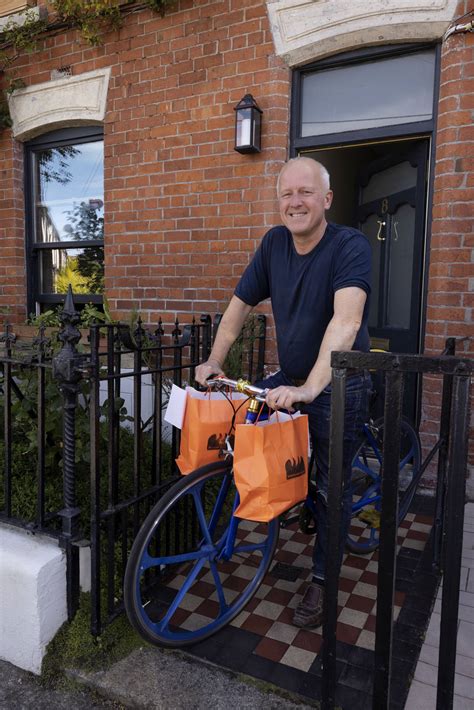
[25,127,104,314]
[292,45,438,150]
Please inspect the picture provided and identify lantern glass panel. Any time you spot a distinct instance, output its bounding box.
[236,108,252,147]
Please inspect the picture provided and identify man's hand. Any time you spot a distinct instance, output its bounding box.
[265,384,317,412]
[195,360,225,387]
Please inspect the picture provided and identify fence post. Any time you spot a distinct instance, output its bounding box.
[52,286,83,620]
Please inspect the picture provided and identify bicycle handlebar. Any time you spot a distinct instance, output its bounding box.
[206,376,269,402]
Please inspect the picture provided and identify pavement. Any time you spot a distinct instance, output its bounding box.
[1,503,473,709]
[0,647,315,709]
[405,501,474,710]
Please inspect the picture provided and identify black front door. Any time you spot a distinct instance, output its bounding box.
[356,140,429,421]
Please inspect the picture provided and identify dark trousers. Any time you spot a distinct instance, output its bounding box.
[255,369,371,581]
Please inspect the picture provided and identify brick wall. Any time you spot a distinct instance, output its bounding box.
[422,0,473,480]
[0,0,289,326]
[0,135,27,319]
[0,0,472,482]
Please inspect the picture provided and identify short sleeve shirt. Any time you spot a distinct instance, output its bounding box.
[234,223,372,380]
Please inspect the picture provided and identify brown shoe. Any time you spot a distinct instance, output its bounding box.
[292,582,325,628]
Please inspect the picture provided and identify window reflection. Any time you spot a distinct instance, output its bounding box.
[40,247,104,295]
[35,141,104,243]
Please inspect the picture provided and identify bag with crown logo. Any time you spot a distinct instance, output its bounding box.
[233,411,309,522]
[175,387,248,475]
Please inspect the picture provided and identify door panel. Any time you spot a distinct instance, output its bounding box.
[357,141,429,421]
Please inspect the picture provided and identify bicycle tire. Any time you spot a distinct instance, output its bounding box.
[347,417,421,554]
[124,460,279,647]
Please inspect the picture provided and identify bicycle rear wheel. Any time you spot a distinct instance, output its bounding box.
[347,417,421,554]
[124,461,279,647]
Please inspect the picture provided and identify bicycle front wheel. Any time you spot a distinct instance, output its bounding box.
[124,461,279,647]
[347,417,421,554]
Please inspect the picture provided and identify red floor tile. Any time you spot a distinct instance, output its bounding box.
[254,637,289,662]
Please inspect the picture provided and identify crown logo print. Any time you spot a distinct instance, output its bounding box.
[285,456,305,479]
[207,433,226,451]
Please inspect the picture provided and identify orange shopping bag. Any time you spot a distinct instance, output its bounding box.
[233,411,309,522]
[176,388,247,475]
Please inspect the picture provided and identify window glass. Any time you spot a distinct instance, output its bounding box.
[39,246,104,295]
[27,131,104,310]
[301,50,435,137]
[34,141,104,243]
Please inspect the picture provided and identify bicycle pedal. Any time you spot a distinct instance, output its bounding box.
[358,507,380,529]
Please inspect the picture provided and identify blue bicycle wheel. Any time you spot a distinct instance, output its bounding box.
[347,418,421,554]
[124,461,279,647]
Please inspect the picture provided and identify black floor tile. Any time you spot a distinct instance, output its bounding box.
[335,683,372,710]
[338,663,374,694]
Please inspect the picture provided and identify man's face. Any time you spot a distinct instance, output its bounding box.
[278,161,333,242]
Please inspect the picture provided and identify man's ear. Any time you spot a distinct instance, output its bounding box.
[324,190,334,210]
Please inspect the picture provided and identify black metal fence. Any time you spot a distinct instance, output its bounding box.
[324,343,472,710]
[0,289,266,632]
[1,294,472,710]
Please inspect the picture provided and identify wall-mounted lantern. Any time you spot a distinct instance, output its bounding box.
[234,94,262,154]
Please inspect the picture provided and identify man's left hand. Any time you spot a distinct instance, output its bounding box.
[265,384,316,412]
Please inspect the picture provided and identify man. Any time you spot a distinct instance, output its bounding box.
[195,157,371,628]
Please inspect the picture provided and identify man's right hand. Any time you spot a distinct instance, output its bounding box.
[195,360,225,387]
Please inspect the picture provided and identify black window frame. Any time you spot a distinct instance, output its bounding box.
[290,43,441,154]
[24,126,104,315]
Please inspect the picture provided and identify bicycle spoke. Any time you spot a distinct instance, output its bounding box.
[191,485,215,546]
[156,556,207,632]
[140,547,210,571]
[209,560,229,613]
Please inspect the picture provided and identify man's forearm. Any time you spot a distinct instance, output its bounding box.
[305,315,362,398]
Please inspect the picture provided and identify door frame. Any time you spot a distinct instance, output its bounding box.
[290,43,442,427]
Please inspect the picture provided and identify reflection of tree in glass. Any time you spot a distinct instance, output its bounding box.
[55,258,90,293]
[63,199,104,241]
[77,246,104,293]
[56,200,105,294]
[55,248,104,294]
[39,145,81,185]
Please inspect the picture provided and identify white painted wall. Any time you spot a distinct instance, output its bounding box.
[0,525,67,675]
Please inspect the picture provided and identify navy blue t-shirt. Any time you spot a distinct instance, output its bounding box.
[234,223,371,380]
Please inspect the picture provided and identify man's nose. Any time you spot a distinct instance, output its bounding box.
[289,192,302,206]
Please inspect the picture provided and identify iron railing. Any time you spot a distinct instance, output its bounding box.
[323,343,472,710]
[1,292,471,710]
[0,288,266,629]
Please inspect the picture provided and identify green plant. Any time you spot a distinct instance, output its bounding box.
[41,592,143,682]
[223,315,263,380]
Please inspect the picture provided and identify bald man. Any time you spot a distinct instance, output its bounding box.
[196,157,372,628]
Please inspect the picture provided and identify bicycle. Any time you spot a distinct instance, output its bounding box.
[124,375,421,647]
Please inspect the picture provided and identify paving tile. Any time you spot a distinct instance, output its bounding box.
[405,679,437,709]
[253,599,286,619]
[338,607,368,629]
[279,645,316,672]
[455,653,474,680]
[254,637,288,662]
[459,591,474,608]
[266,621,299,644]
[168,503,442,705]
[414,660,437,686]
[356,629,375,651]
[454,672,474,700]
[457,620,474,658]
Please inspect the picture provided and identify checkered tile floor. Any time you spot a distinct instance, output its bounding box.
[163,510,432,672]
[155,496,438,709]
